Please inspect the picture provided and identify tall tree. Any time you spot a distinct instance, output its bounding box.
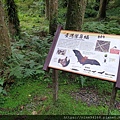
[0,1,11,67]
[65,0,87,80]
[49,0,58,35]
[65,0,87,31]
[5,0,20,36]
[97,0,107,20]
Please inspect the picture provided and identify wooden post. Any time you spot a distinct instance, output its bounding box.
[43,25,62,71]
[52,69,58,104]
[108,82,118,115]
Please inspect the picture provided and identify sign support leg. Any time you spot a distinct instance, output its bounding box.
[108,83,118,115]
[52,69,58,104]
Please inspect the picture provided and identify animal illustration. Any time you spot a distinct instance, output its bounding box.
[105,73,115,77]
[92,70,96,73]
[58,57,70,67]
[98,71,105,74]
[73,50,100,66]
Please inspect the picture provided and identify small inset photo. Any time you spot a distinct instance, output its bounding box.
[95,40,110,52]
[58,57,70,67]
[56,48,67,55]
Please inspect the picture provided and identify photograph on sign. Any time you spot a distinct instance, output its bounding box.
[49,30,120,82]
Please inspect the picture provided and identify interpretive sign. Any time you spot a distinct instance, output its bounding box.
[43,26,120,112]
[47,30,120,82]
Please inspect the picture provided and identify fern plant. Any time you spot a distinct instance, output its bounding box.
[5,33,51,80]
[0,78,7,95]
[83,20,120,35]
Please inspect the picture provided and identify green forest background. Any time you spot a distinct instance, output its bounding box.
[0,0,120,116]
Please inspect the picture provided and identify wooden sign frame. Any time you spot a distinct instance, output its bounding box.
[43,26,120,114]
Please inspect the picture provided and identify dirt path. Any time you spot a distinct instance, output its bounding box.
[70,87,120,109]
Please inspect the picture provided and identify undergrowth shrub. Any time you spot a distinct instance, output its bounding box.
[75,76,88,88]
[85,2,99,18]
[107,7,120,17]
[4,32,52,81]
[83,20,120,34]
[0,78,7,95]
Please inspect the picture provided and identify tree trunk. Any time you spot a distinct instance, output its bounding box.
[97,0,107,20]
[65,0,87,31]
[5,0,20,36]
[65,0,87,80]
[49,0,58,35]
[0,1,11,68]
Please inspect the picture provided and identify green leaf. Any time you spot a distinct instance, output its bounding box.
[0,81,4,86]
[23,69,35,78]
[2,90,7,95]
[9,65,24,79]
[79,76,87,88]
[0,87,3,93]
[29,60,36,68]
[0,78,4,86]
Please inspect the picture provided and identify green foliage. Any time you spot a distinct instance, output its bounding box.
[114,0,120,7]
[0,78,7,106]
[57,0,67,26]
[57,7,67,26]
[85,8,98,18]
[0,94,6,106]
[85,2,99,18]
[1,0,120,115]
[109,109,120,115]
[107,7,120,17]
[15,0,48,34]
[83,20,120,34]
[75,76,87,88]
[0,80,109,115]
[5,33,51,80]
[0,78,6,95]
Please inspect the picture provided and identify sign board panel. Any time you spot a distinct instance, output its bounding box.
[48,30,120,82]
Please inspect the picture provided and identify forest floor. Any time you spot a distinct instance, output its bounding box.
[1,78,120,115]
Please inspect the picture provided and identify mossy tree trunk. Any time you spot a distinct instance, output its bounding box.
[97,0,107,20]
[49,0,58,35]
[65,0,87,80]
[5,0,20,36]
[0,1,11,68]
[65,0,87,31]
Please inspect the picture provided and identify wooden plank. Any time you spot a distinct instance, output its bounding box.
[43,25,62,71]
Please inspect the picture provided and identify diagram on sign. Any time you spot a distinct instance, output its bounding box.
[95,40,110,52]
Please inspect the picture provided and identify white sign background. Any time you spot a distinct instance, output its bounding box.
[49,30,120,82]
